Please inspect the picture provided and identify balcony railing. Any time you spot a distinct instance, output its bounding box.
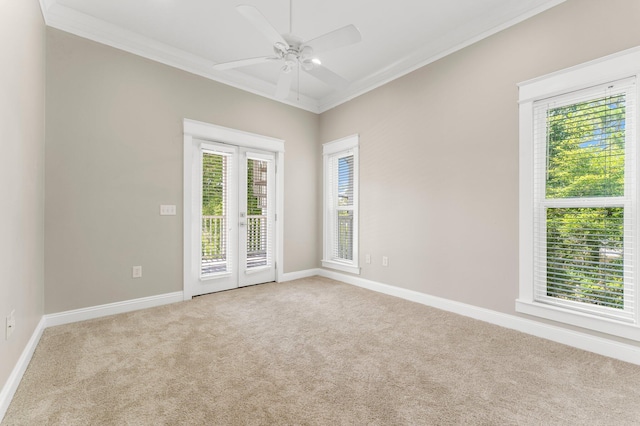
[336,212,353,261]
[201,215,269,276]
[247,215,268,268]
[202,215,226,275]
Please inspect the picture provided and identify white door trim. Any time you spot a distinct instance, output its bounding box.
[183,119,285,300]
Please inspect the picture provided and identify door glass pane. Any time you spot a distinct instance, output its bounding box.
[246,158,269,270]
[201,152,228,276]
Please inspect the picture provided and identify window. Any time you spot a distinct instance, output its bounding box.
[518,48,640,341]
[322,135,360,274]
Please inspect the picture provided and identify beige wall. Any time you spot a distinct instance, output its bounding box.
[320,0,640,343]
[0,0,46,390]
[19,0,640,349]
[4,0,639,410]
[45,29,319,313]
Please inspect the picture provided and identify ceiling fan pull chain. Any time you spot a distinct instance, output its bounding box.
[297,63,300,101]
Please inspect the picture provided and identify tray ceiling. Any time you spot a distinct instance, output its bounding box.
[40,0,565,113]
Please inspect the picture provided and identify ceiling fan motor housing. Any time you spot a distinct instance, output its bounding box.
[283,52,297,72]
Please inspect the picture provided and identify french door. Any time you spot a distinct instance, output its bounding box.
[192,140,276,295]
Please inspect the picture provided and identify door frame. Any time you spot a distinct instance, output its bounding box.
[183,119,285,300]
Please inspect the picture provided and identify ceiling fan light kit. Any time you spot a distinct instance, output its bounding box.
[212,3,362,100]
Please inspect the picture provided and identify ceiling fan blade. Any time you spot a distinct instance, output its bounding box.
[304,65,350,90]
[213,56,277,70]
[303,24,362,54]
[275,70,293,99]
[236,5,289,49]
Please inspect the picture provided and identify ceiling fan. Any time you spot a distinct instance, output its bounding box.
[213,2,362,99]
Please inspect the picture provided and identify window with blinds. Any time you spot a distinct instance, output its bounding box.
[533,78,636,322]
[201,150,231,277]
[322,135,360,275]
[333,154,354,261]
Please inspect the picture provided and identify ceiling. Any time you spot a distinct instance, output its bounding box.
[39,0,565,113]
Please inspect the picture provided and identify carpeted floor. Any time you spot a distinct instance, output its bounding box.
[3,277,640,425]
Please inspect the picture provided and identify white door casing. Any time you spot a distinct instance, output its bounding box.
[183,119,284,299]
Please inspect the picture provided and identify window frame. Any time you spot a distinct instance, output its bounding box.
[322,134,360,275]
[517,47,640,341]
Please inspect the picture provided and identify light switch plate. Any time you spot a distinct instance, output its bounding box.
[160,205,176,216]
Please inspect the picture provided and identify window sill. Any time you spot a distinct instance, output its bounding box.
[322,260,361,275]
[515,299,640,342]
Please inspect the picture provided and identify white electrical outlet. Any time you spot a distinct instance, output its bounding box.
[6,310,15,340]
[382,256,389,267]
[132,265,142,278]
[365,254,371,264]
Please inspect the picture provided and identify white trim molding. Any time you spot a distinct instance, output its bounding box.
[321,260,360,275]
[322,134,360,275]
[184,120,285,154]
[0,318,46,422]
[0,291,183,422]
[3,270,639,424]
[518,46,640,103]
[279,268,321,282]
[45,292,184,327]
[518,46,640,341]
[39,0,565,114]
[318,269,640,366]
[183,119,285,298]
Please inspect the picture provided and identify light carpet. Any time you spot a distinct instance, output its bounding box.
[3,277,640,425]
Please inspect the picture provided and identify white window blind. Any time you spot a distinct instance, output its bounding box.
[330,153,354,261]
[533,78,636,322]
[201,149,233,277]
[322,135,359,275]
[246,157,272,270]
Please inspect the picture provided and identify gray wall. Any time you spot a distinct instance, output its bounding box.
[0,0,46,390]
[319,0,640,344]
[45,29,319,313]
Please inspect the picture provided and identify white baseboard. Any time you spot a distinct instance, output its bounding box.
[279,268,321,282]
[1,290,184,422]
[0,317,46,422]
[317,269,640,366]
[45,291,184,327]
[3,272,638,424]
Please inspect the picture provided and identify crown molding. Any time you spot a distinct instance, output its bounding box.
[40,0,565,115]
[43,3,321,113]
[317,0,566,112]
